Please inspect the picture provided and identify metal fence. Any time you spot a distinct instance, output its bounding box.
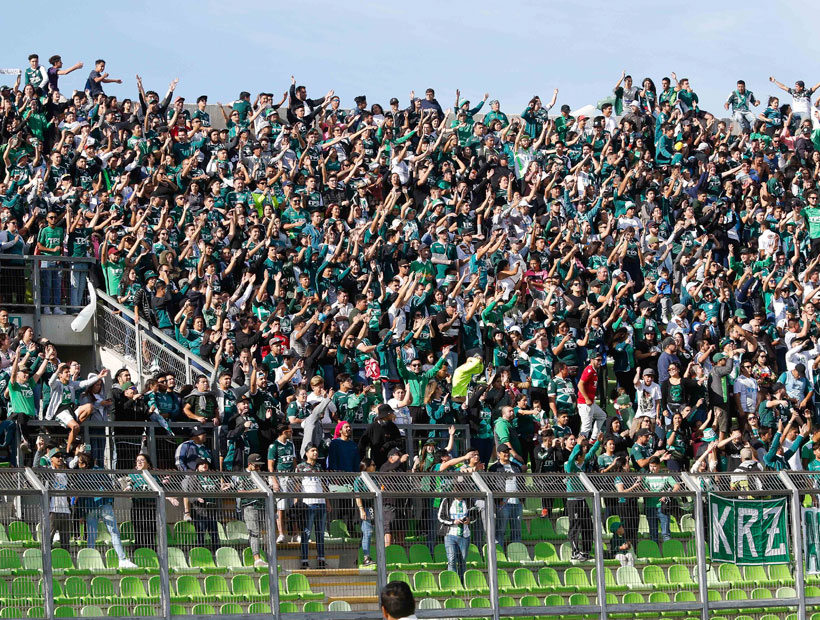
[0,469,813,620]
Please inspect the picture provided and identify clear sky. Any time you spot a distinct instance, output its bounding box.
[3,0,820,115]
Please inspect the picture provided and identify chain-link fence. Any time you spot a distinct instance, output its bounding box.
[1,469,814,620]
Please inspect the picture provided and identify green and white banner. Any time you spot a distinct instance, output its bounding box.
[804,507,820,575]
[709,495,789,565]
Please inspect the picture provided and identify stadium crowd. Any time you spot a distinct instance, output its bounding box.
[2,54,820,567]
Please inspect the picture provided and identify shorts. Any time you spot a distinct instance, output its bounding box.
[55,406,77,428]
[382,505,396,534]
[713,406,731,434]
[275,477,292,511]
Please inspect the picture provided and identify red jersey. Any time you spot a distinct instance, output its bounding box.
[577,365,597,405]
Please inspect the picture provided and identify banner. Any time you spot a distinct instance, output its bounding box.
[709,495,789,565]
[804,507,820,575]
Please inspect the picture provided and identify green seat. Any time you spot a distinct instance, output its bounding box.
[497,569,522,594]
[279,602,299,613]
[74,548,116,576]
[439,570,462,595]
[168,547,199,574]
[0,609,25,619]
[418,598,442,610]
[218,603,243,615]
[133,605,156,617]
[303,602,325,613]
[668,564,694,588]
[328,519,354,544]
[769,564,794,585]
[466,544,482,565]
[642,565,667,587]
[189,547,222,574]
[488,544,512,568]
[286,573,323,600]
[591,567,622,593]
[408,544,435,568]
[191,604,216,615]
[434,543,448,564]
[616,565,645,589]
[215,547,253,573]
[725,588,748,602]
[26,608,44,619]
[0,548,24,576]
[134,548,160,574]
[51,548,75,574]
[169,604,186,615]
[538,566,565,591]
[105,606,128,618]
[22,549,42,573]
[718,564,743,584]
[385,545,408,568]
[443,598,466,609]
[53,608,75,618]
[172,521,197,546]
[120,576,156,603]
[224,520,249,544]
[90,576,115,603]
[742,565,773,587]
[527,518,558,542]
[389,570,410,586]
[776,586,797,599]
[8,522,34,544]
[413,570,440,596]
[533,542,559,563]
[506,542,537,566]
[328,600,352,612]
[147,576,164,600]
[544,593,563,606]
[555,516,570,538]
[174,575,204,602]
[649,592,680,617]
[205,574,244,602]
[61,576,90,602]
[248,603,272,614]
[79,606,104,617]
[11,577,41,599]
[464,569,489,595]
[751,586,772,600]
[636,539,660,560]
[231,574,266,602]
[674,590,696,603]
[707,590,721,601]
[513,567,546,594]
[565,566,594,592]
[661,539,685,559]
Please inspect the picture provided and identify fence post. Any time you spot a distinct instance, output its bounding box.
[249,471,280,618]
[141,471,171,620]
[405,426,413,460]
[135,318,144,387]
[578,473,606,620]
[360,472,387,594]
[472,472,500,620]
[25,468,54,620]
[32,260,42,337]
[779,471,807,620]
[681,473,709,620]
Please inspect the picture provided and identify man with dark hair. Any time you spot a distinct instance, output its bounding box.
[380,581,416,620]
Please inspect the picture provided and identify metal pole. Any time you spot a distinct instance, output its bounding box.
[32,260,41,337]
[472,472,500,620]
[135,318,144,388]
[361,472,387,594]
[148,426,158,469]
[25,469,54,620]
[249,471,281,618]
[779,471,807,620]
[681,473,709,620]
[405,426,413,460]
[141,471,171,620]
[578,473,606,620]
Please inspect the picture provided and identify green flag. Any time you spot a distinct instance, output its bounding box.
[804,507,820,575]
[709,495,789,565]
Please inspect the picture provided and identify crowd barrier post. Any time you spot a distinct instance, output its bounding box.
[142,471,172,620]
[780,470,807,620]
[361,471,387,595]
[472,471,500,620]
[579,473,607,620]
[248,470,281,616]
[680,473,709,620]
[25,469,55,620]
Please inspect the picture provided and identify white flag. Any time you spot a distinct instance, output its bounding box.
[71,285,98,332]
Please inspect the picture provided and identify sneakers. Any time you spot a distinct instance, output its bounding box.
[540,508,549,518]
[254,558,268,568]
[119,559,138,569]
[53,308,66,315]
[183,513,193,522]
[317,557,326,570]
[43,308,52,315]
[571,551,589,562]
[276,534,286,544]
[362,556,374,566]
[292,535,301,543]
[300,560,309,569]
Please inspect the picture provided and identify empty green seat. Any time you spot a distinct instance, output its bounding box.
[408,544,435,568]
[636,539,660,559]
[674,590,696,603]
[134,548,160,574]
[120,576,156,603]
[769,564,794,585]
[205,575,244,602]
[385,545,409,567]
[279,602,299,613]
[466,544,482,565]
[443,598,466,609]
[513,567,546,594]
[74,549,116,576]
[668,564,694,587]
[0,609,25,619]
[438,570,462,595]
[506,542,537,566]
[132,605,156,617]
[533,542,559,563]
[464,569,489,595]
[191,604,216,615]
[169,604,186,615]
[413,570,439,596]
[61,576,90,602]
[231,574,266,602]
[79,606,103,617]
[174,575,203,602]
[189,547,222,574]
[742,565,772,586]
[776,586,797,598]
[11,577,41,599]
[90,576,114,603]
[725,588,748,602]
[286,573,323,600]
[26,607,45,619]
[718,564,743,584]
[565,566,594,592]
[172,521,197,546]
[328,601,352,612]
[105,607,128,618]
[497,569,522,594]
[224,520,249,544]
[215,547,252,573]
[538,567,565,591]
[555,516,570,538]
[434,543,448,564]
[168,547,198,574]
[642,565,667,587]
[661,539,684,559]
[616,565,645,589]
[54,608,75,618]
[22,549,42,573]
[388,571,410,586]
[303,602,325,612]
[0,548,23,576]
[51,549,75,574]
[8,522,34,544]
[248,603,272,614]
[591,567,622,592]
[418,598,442,610]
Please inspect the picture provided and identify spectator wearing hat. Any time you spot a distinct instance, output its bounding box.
[488,443,523,546]
[397,345,451,424]
[175,425,214,526]
[238,454,268,568]
[47,447,73,549]
[360,404,402,468]
[578,348,607,440]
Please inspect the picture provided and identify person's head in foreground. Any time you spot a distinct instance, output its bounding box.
[380,581,415,620]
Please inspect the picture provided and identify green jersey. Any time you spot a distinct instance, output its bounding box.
[103,257,126,296]
[528,346,552,388]
[547,376,575,414]
[267,439,296,472]
[803,207,820,239]
[643,475,676,508]
[37,225,63,256]
[8,379,36,417]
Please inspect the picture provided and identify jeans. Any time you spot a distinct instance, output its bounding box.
[301,503,327,561]
[578,402,607,439]
[243,506,263,556]
[41,261,62,308]
[361,519,373,558]
[444,534,469,580]
[86,503,127,561]
[70,262,89,309]
[495,501,522,546]
[647,505,671,543]
[192,508,219,550]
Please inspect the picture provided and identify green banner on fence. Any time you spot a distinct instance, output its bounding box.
[709,495,789,565]
[804,507,820,575]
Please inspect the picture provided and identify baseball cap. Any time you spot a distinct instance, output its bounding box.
[740,447,755,461]
[642,368,656,377]
[190,426,207,437]
[497,444,511,453]
[143,270,158,282]
[387,448,402,458]
[712,353,727,363]
[47,448,66,459]
[636,429,651,438]
[247,453,264,466]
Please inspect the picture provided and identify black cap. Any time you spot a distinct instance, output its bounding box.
[247,453,263,465]
[390,97,399,105]
[190,426,207,437]
[637,429,651,438]
[388,448,402,457]
[497,444,511,453]
[195,457,210,467]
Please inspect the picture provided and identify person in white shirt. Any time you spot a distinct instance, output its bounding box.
[633,368,662,435]
[733,359,760,428]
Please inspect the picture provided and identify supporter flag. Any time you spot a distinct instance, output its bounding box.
[804,507,820,575]
[709,494,789,565]
[71,285,97,333]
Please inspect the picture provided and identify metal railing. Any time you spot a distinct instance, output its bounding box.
[0,254,96,334]
[95,289,216,387]
[0,469,813,620]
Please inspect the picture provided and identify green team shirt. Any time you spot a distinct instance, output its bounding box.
[528,346,552,388]
[643,475,676,508]
[547,376,575,413]
[103,257,126,296]
[68,227,92,257]
[803,207,820,239]
[630,443,653,472]
[37,225,63,255]
[267,439,296,472]
[8,380,36,417]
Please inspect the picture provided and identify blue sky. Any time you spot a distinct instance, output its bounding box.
[3,1,820,115]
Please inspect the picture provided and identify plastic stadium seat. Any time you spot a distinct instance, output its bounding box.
[225,520,249,544]
[527,518,558,542]
[466,544,483,565]
[636,539,660,560]
[220,603,244,615]
[51,548,75,574]
[411,570,438,596]
[661,539,684,559]
[134,548,160,574]
[120,576,156,603]
[533,541,559,563]
[174,575,204,602]
[75,549,116,576]
[496,569,522,594]
[216,547,253,573]
[303,602,325,613]
[769,564,794,585]
[642,565,667,587]
[559,543,574,561]
[191,604,217,615]
[8,522,34,544]
[616,565,645,589]
[11,577,41,599]
[132,605,156,617]
[388,571,410,586]
[438,570,462,595]
[279,602,299,613]
[22,549,42,573]
[205,574,244,602]
[418,598,442,610]
[674,590,696,603]
[286,573,323,600]
[385,545,409,567]
[434,543,448,565]
[189,547,222,573]
[147,576,163,600]
[173,521,197,546]
[1,609,25,619]
[506,542,537,566]
[776,586,797,599]
[61,576,90,602]
[0,548,23,576]
[591,567,621,592]
[169,605,186,615]
[248,603,272,614]
[53,608,75,618]
[718,563,743,584]
[486,544,513,568]
[538,566,565,591]
[725,588,748,602]
[89,576,114,603]
[464,569,489,595]
[329,601,352,612]
[743,565,773,587]
[513,567,545,594]
[444,598,466,609]
[408,544,435,568]
[668,564,694,588]
[79,607,103,617]
[544,593,564,606]
[555,516,570,538]
[168,547,198,574]
[242,547,269,571]
[565,566,594,592]
[231,574,266,602]
[105,607,128,618]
